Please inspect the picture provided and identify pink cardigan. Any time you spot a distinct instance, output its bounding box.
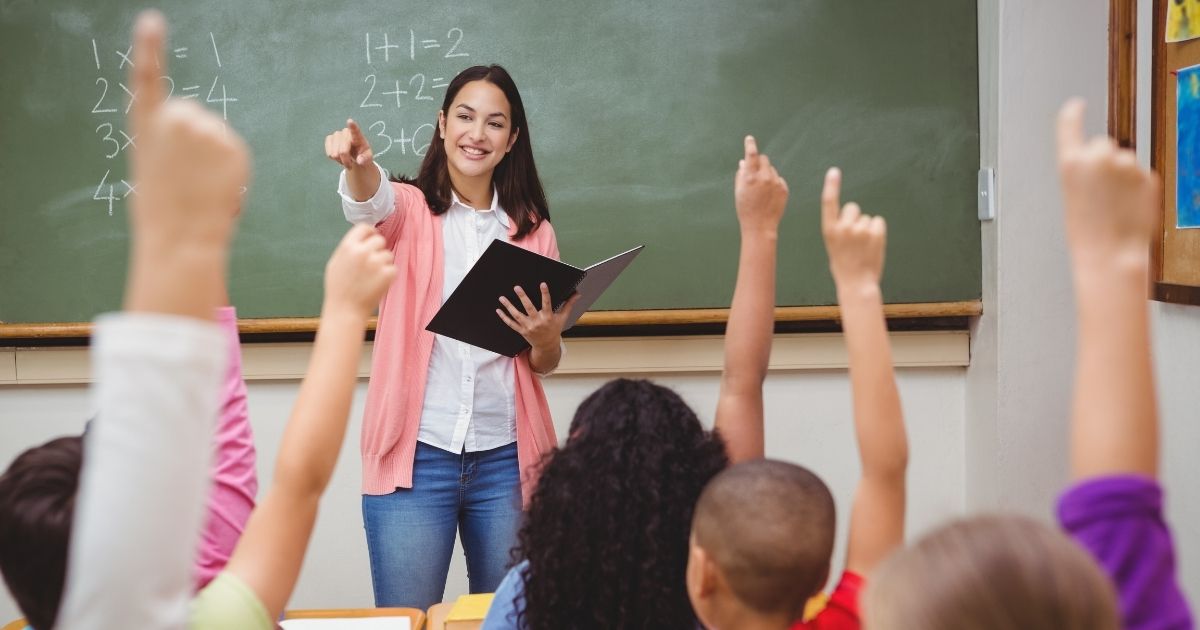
[361,182,559,502]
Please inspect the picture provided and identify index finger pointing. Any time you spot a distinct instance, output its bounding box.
[1056,98,1087,161]
[744,135,760,171]
[348,119,366,143]
[130,10,167,136]
[821,167,842,230]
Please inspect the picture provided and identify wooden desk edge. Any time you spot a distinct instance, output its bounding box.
[283,607,425,628]
[0,300,983,339]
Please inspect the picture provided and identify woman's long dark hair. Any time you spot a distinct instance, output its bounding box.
[512,379,730,629]
[394,64,549,239]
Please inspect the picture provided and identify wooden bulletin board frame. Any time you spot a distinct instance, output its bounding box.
[1125,0,1200,305]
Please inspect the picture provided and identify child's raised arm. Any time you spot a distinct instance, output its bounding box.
[57,10,250,629]
[194,304,258,590]
[219,224,395,620]
[713,136,788,464]
[1055,100,1192,630]
[1056,100,1159,481]
[821,168,908,577]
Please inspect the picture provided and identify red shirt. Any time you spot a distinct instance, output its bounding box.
[792,571,863,630]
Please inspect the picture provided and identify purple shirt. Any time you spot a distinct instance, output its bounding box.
[1058,475,1193,630]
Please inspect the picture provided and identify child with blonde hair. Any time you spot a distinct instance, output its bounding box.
[863,99,1193,630]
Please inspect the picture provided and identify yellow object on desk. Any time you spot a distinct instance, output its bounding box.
[444,593,494,630]
[427,594,495,630]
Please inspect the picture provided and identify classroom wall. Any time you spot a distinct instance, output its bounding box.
[963,0,1102,515]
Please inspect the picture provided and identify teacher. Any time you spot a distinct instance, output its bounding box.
[323,65,574,610]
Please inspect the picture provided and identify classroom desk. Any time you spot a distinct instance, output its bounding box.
[284,607,425,628]
[426,602,451,630]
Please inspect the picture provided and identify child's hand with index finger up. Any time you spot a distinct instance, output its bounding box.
[734,135,789,236]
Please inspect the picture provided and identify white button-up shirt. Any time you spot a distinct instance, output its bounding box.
[339,164,519,454]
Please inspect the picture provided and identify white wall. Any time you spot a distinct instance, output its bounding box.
[965,0,1107,517]
[0,367,966,622]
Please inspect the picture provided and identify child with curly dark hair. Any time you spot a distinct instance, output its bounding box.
[481,135,788,629]
[686,166,909,630]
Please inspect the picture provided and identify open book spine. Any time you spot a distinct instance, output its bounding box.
[556,275,586,312]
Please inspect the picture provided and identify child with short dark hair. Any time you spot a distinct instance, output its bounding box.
[480,135,787,630]
[687,166,909,630]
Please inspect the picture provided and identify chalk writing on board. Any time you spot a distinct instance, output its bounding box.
[350,26,469,170]
[87,32,236,216]
[368,121,435,158]
[364,27,470,65]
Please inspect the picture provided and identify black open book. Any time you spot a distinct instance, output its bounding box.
[426,240,644,357]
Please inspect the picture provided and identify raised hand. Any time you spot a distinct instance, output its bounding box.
[497,283,580,353]
[323,224,396,319]
[734,135,789,233]
[325,119,376,171]
[821,168,886,289]
[123,10,250,319]
[1056,99,1159,268]
[711,135,787,464]
[128,10,250,250]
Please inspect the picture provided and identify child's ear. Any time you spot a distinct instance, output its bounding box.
[812,562,832,598]
[688,539,719,599]
[437,110,446,138]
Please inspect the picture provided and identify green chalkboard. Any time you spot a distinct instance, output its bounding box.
[0,1,979,325]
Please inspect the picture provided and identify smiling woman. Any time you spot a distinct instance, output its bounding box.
[321,65,567,610]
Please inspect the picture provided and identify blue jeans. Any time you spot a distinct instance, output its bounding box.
[362,441,522,609]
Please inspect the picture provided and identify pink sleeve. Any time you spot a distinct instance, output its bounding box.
[376,182,425,250]
[193,306,258,591]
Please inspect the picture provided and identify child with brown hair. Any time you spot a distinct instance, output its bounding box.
[862,99,1193,630]
[686,166,910,630]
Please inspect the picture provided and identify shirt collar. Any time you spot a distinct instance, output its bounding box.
[450,188,509,229]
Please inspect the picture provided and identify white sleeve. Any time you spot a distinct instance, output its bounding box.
[57,313,225,630]
[338,162,396,225]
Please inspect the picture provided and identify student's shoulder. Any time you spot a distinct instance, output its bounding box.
[480,561,528,630]
[190,571,273,630]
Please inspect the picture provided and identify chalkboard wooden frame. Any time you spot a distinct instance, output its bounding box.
[0,300,982,341]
